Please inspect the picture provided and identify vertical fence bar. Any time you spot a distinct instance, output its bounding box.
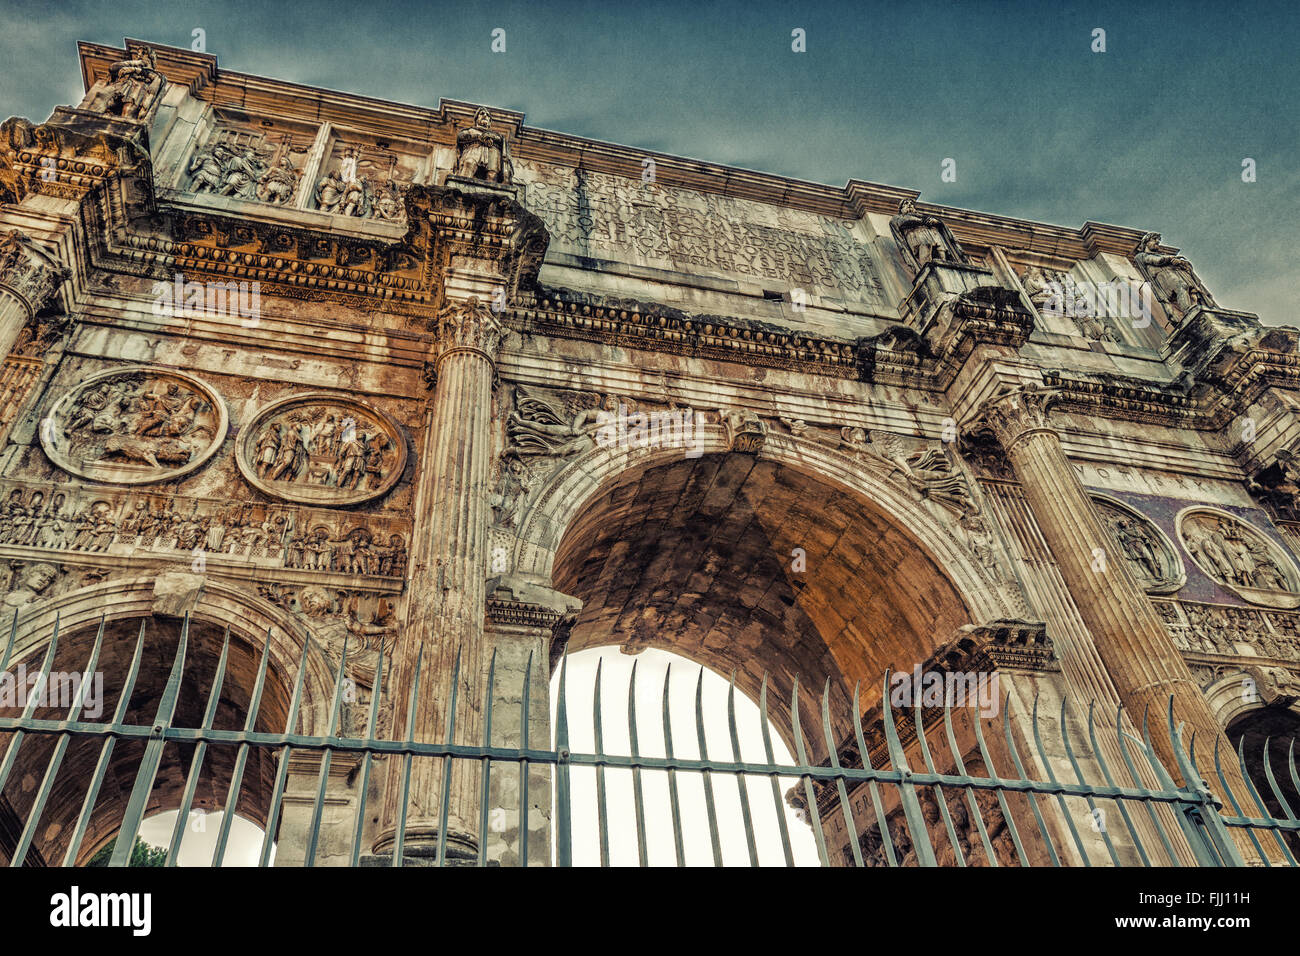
[165,625,231,867]
[477,650,496,868]
[304,636,351,867]
[554,652,572,867]
[911,698,965,866]
[1030,694,1091,865]
[1000,695,1061,866]
[435,648,461,868]
[820,678,862,867]
[0,615,60,800]
[392,644,425,868]
[1081,701,1151,867]
[111,614,191,867]
[727,674,759,867]
[592,657,610,867]
[1165,704,1243,867]
[1059,697,1121,866]
[1115,706,1182,867]
[1211,737,1269,866]
[759,676,795,867]
[627,660,649,867]
[879,672,935,867]
[852,683,897,867]
[257,633,313,868]
[518,650,531,869]
[791,677,831,867]
[348,646,387,867]
[661,663,686,867]
[970,702,1030,867]
[938,703,997,866]
[694,667,724,867]
[64,621,148,867]
[12,616,106,867]
[212,629,273,867]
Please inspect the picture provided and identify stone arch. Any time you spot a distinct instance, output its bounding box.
[0,574,337,866]
[512,426,1023,758]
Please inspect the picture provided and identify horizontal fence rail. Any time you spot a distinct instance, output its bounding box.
[0,613,1297,866]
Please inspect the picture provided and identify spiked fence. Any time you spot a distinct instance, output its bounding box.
[0,614,1297,866]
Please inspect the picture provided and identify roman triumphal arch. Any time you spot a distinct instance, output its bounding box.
[1,39,1298,866]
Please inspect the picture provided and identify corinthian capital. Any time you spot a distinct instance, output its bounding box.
[0,230,70,318]
[434,295,503,365]
[969,381,1061,450]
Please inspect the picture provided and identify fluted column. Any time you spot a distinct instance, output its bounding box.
[375,296,502,861]
[0,231,69,359]
[973,383,1254,809]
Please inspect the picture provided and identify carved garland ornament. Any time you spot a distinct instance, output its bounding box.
[236,393,407,506]
[40,366,227,484]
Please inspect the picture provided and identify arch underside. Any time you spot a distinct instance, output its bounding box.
[551,451,973,757]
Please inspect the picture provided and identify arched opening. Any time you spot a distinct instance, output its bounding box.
[550,452,974,760]
[551,647,820,865]
[1227,707,1300,854]
[0,615,295,866]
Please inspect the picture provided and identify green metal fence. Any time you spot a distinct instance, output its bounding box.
[0,613,1297,866]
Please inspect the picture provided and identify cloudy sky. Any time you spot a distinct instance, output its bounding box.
[0,0,1295,321]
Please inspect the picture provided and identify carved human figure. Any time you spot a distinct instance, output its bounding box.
[104,46,164,120]
[1134,232,1212,321]
[339,177,370,218]
[255,424,281,478]
[218,147,263,199]
[258,154,299,205]
[370,183,405,221]
[188,144,228,194]
[453,108,512,185]
[890,198,961,274]
[2,563,57,608]
[316,170,346,213]
[1113,517,1163,581]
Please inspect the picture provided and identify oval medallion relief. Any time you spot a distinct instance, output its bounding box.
[1176,508,1300,609]
[1092,494,1185,594]
[40,366,227,484]
[236,393,406,505]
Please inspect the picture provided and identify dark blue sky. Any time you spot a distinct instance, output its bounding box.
[1,0,1295,321]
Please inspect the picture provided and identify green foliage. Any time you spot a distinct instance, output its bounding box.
[85,836,167,867]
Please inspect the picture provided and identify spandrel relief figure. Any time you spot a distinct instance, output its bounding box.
[890,198,964,276]
[2,562,58,609]
[504,388,614,460]
[1134,232,1213,322]
[454,108,513,185]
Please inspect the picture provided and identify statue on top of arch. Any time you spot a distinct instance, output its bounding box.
[452,108,513,186]
[890,197,966,278]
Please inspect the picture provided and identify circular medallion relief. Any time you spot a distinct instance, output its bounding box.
[1176,508,1300,609]
[1092,494,1185,594]
[40,366,227,484]
[236,393,406,505]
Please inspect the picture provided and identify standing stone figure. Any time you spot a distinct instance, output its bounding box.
[890,197,963,275]
[1134,232,1212,321]
[103,46,164,120]
[453,109,512,185]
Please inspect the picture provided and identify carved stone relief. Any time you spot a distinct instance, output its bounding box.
[236,393,406,506]
[313,144,410,222]
[40,366,227,484]
[1176,508,1300,609]
[1092,494,1184,593]
[0,481,408,581]
[186,131,310,206]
